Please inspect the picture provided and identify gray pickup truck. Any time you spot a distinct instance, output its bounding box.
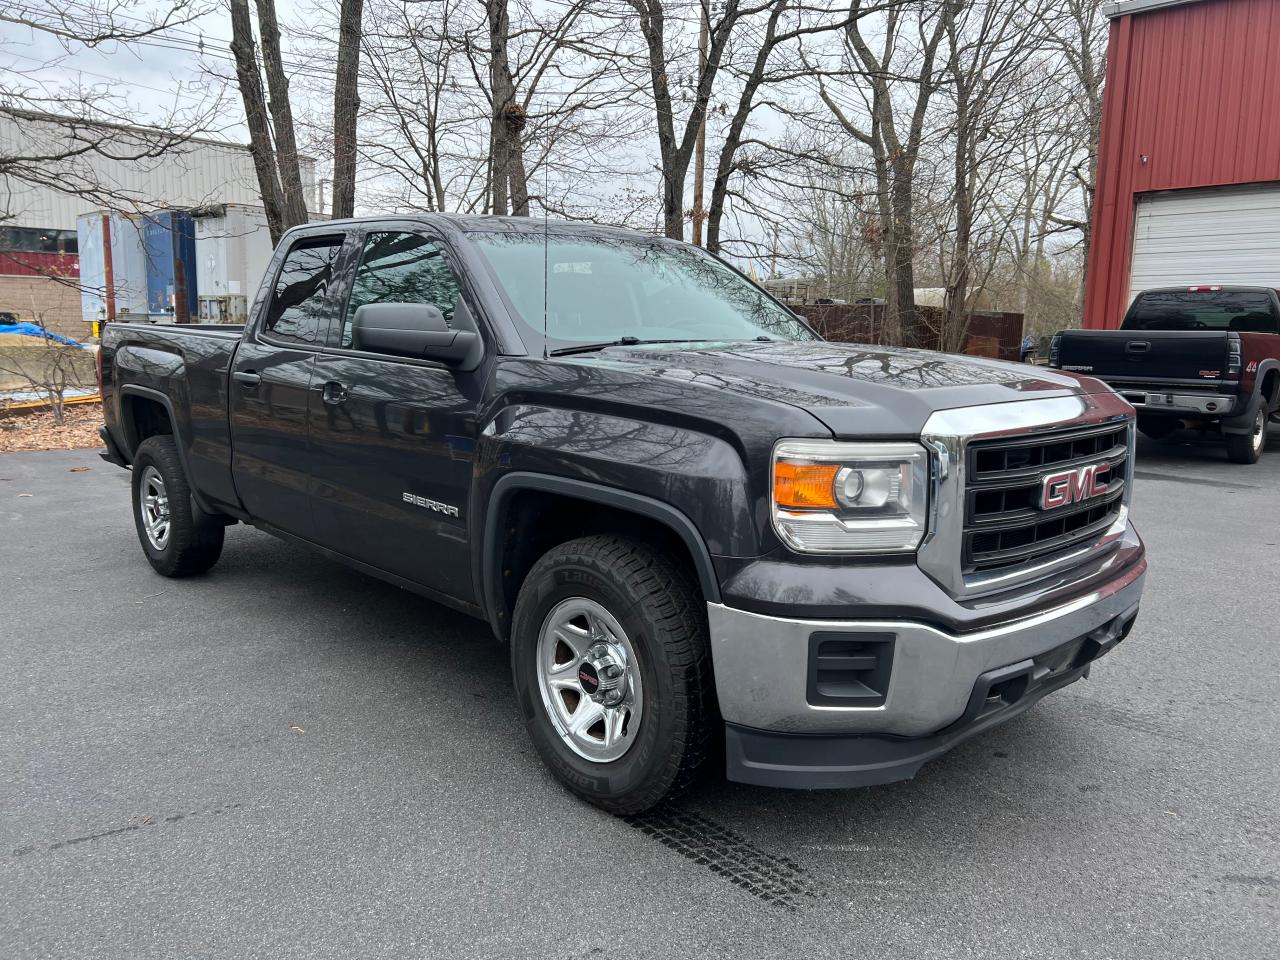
[98,215,1147,813]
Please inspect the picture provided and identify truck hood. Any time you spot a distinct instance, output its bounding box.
[575,340,1108,436]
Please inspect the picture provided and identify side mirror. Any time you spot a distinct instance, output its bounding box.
[350,303,482,369]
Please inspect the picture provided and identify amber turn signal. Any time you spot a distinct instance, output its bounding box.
[773,461,839,509]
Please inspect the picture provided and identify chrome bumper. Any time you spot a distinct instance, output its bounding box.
[707,545,1146,738]
[1118,390,1235,415]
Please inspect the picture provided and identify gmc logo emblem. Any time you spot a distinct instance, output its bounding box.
[1039,463,1110,510]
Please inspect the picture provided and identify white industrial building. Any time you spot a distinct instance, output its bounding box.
[0,110,318,336]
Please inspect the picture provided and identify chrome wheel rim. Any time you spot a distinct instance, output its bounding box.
[1252,408,1266,454]
[139,465,171,550]
[536,597,643,763]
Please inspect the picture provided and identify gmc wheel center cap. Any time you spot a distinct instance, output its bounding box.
[580,643,627,706]
[578,661,601,694]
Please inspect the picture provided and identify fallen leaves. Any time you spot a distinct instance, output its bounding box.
[0,403,105,453]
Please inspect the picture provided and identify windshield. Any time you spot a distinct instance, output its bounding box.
[471,232,817,348]
[1122,290,1278,331]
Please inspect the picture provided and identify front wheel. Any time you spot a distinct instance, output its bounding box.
[510,535,714,814]
[1225,405,1267,464]
[131,436,225,576]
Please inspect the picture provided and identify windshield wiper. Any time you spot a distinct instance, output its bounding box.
[548,337,706,357]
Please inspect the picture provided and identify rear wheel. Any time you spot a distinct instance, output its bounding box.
[131,436,225,576]
[1225,405,1267,464]
[510,535,713,815]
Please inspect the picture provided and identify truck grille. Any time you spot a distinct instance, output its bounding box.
[963,423,1129,574]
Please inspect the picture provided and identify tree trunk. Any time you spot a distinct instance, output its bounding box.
[871,119,899,346]
[945,113,972,353]
[255,0,309,229]
[632,0,740,241]
[487,0,529,216]
[508,130,529,216]
[706,1,788,253]
[228,0,286,243]
[330,0,364,220]
[890,171,917,346]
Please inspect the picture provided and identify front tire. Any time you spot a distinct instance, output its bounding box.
[131,436,225,576]
[1225,405,1267,464]
[510,535,713,815]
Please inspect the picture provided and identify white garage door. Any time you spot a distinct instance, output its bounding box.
[1129,184,1280,304]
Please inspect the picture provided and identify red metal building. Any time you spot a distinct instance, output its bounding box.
[1084,0,1280,328]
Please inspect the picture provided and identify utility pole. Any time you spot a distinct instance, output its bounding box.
[691,0,710,246]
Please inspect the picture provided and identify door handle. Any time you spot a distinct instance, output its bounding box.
[1125,341,1150,353]
[232,370,262,387]
[322,380,348,405]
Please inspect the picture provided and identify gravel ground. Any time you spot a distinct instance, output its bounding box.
[1,429,1276,959]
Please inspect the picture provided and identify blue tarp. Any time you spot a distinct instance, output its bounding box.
[0,323,83,347]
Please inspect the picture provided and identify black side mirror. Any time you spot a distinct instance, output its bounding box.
[350,303,482,369]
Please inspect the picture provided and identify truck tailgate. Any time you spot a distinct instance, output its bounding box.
[1057,330,1230,382]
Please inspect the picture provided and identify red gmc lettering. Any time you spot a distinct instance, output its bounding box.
[1041,463,1110,509]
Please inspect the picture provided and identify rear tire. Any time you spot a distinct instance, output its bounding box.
[510,535,714,815]
[1225,405,1267,464]
[131,436,225,576]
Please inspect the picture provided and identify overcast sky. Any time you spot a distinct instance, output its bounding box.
[2,2,310,141]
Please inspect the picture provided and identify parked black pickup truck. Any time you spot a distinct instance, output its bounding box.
[99,215,1146,813]
[1051,286,1280,462]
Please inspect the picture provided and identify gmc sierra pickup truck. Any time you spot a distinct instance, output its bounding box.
[1051,286,1280,463]
[99,215,1146,813]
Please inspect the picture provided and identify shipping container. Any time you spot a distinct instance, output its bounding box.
[76,211,148,324]
[194,204,275,324]
[140,211,198,322]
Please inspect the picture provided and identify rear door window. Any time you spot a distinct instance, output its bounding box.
[1123,291,1278,332]
[263,235,346,345]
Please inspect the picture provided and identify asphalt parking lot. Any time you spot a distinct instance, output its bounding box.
[2,428,1277,960]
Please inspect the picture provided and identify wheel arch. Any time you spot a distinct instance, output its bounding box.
[118,385,215,514]
[480,473,722,641]
[1259,362,1280,409]
[118,385,178,458]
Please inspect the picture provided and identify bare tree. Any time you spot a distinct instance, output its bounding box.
[486,0,529,215]
[933,0,1049,351]
[358,0,478,212]
[354,0,639,220]
[228,0,309,243]
[1043,0,1108,283]
[817,0,954,343]
[625,0,754,240]
[0,320,92,425]
[703,1,861,254]
[331,0,365,219]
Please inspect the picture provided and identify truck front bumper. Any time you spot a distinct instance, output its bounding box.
[708,555,1146,789]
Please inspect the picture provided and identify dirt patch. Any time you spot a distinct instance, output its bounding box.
[0,402,105,453]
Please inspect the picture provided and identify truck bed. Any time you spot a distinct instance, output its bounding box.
[100,320,242,513]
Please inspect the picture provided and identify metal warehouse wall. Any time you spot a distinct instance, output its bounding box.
[1084,0,1280,328]
[0,113,318,233]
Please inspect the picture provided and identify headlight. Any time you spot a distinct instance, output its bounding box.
[771,440,929,554]
[1048,333,1062,367]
